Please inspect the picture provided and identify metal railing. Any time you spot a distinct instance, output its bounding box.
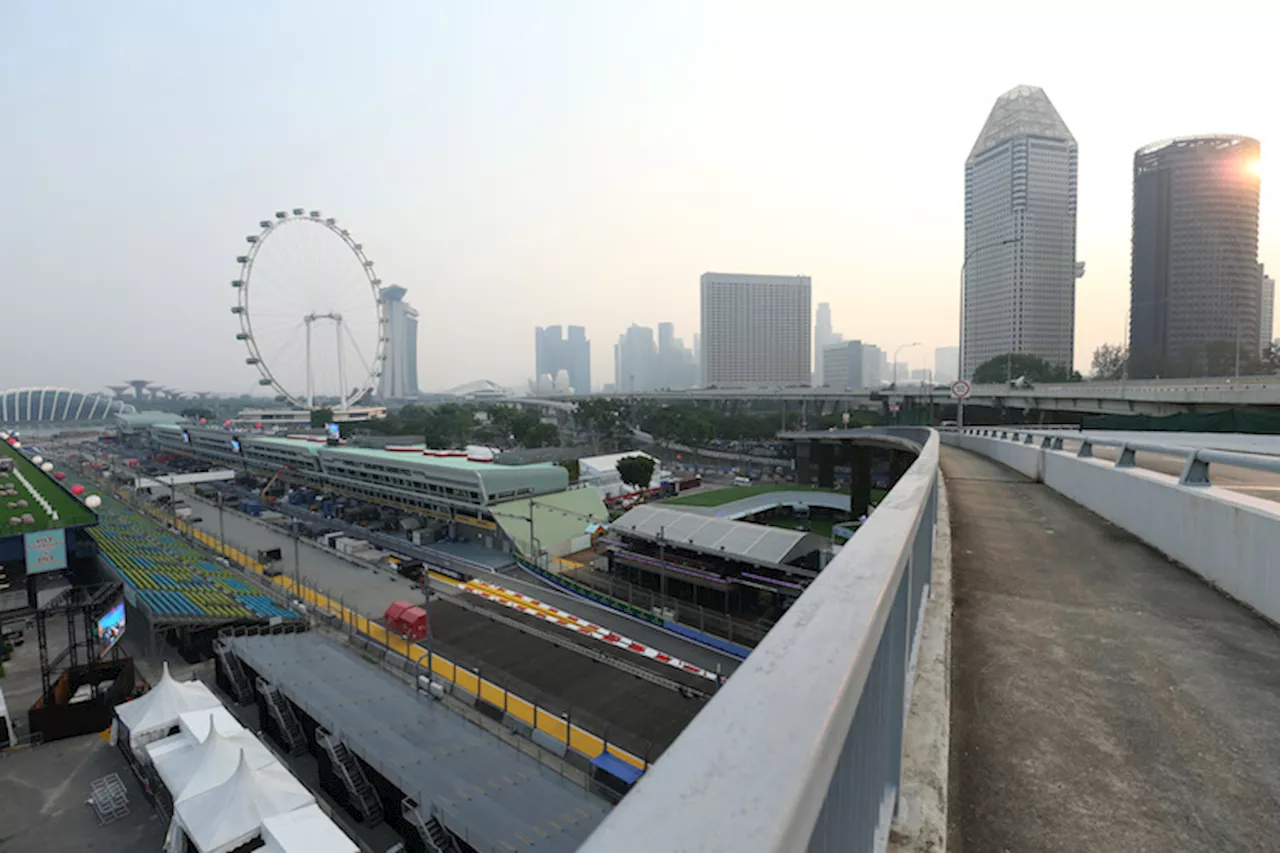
[579,428,939,853]
[953,426,1280,486]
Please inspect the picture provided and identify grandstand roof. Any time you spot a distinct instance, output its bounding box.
[1,386,136,423]
[610,505,825,569]
[93,496,302,627]
[0,439,97,533]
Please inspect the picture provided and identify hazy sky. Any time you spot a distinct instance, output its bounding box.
[3,1,1276,394]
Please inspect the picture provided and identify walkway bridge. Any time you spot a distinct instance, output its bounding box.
[578,426,1280,852]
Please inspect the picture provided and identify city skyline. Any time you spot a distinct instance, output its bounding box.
[2,4,1277,394]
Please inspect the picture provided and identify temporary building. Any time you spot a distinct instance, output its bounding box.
[170,750,315,853]
[259,804,359,853]
[154,718,280,804]
[113,662,222,755]
[145,706,245,765]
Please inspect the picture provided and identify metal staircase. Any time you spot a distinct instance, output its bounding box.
[402,797,460,853]
[215,640,250,703]
[316,727,383,826]
[257,677,306,756]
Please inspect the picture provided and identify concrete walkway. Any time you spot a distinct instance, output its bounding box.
[943,446,1280,853]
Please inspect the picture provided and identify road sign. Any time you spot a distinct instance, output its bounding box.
[950,379,972,399]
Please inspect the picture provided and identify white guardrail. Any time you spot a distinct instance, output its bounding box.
[942,427,1280,625]
[580,427,940,853]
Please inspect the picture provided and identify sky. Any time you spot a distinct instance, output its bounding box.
[2,1,1277,395]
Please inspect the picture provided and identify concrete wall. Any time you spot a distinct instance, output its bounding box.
[942,432,1280,625]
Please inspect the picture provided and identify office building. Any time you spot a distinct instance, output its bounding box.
[377,285,419,399]
[615,324,659,392]
[934,346,959,385]
[1128,136,1262,377]
[820,340,864,389]
[862,344,885,388]
[814,303,834,387]
[700,273,811,386]
[1260,265,1275,355]
[963,85,1079,378]
[656,322,697,390]
[535,325,591,393]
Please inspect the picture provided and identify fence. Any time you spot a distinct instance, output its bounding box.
[579,428,940,853]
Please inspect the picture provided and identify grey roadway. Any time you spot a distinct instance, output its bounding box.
[943,445,1280,852]
[173,491,741,676]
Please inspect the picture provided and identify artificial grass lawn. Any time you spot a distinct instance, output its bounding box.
[665,482,848,508]
[0,439,97,532]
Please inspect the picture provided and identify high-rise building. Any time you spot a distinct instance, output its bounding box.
[535,325,591,393]
[963,85,1079,378]
[615,324,659,392]
[1258,264,1274,355]
[655,322,697,390]
[862,344,884,388]
[934,346,960,385]
[378,285,419,399]
[814,303,833,387]
[820,340,863,389]
[700,273,811,386]
[1128,136,1262,378]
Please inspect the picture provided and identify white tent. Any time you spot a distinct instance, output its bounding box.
[154,718,279,805]
[113,662,222,754]
[172,750,315,853]
[260,804,359,853]
[145,707,245,765]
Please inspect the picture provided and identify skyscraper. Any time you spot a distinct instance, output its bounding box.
[535,325,591,393]
[1261,265,1275,355]
[814,303,833,387]
[963,85,1079,378]
[700,272,811,386]
[934,346,960,385]
[656,322,697,390]
[1128,136,1262,378]
[378,285,419,399]
[615,324,659,392]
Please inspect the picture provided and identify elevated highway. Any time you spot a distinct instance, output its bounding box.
[534,376,1280,416]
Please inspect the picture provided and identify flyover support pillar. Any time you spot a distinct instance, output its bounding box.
[850,445,872,518]
[816,443,836,489]
[795,441,813,486]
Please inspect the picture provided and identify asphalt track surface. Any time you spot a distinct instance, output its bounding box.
[943,446,1280,852]
[428,594,707,757]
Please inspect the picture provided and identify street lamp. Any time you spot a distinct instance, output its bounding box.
[892,342,920,388]
[958,236,1023,426]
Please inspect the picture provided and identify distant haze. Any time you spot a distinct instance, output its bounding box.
[2,2,1275,393]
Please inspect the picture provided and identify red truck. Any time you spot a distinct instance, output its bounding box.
[384,600,427,642]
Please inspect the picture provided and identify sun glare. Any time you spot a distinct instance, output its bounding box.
[1247,159,1263,178]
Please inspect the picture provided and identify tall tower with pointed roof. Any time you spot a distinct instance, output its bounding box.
[963,85,1079,378]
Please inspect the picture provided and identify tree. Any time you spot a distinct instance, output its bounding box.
[522,421,560,448]
[972,353,1080,384]
[1090,344,1128,380]
[615,455,656,491]
[309,407,334,428]
[557,458,580,483]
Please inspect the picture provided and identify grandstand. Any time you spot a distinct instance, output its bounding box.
[93,495,300,655]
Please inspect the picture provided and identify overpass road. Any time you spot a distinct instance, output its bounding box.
[944,445,1280,852]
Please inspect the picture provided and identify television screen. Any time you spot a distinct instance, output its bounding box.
[96,597,126,658]
[325,422,340,441]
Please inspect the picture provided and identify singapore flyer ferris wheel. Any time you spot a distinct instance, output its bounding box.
[231,209,386,410]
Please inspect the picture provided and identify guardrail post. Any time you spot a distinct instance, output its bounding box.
[1040,436,1053,448]
[1116,445,1137,468]
[1179,450,1211,486]
[1077,441,1093,459]
[1051,437,1064,450]
[1000,431,1009,440]
[1023,433,1034,444]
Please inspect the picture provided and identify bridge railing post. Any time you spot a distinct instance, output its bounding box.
[1077,441,1093,459]
[1116,445,1137,468]
[1179,450,1211,486]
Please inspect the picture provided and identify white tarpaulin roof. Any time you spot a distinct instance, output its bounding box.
[145,707,245,765]
[154,721,280,805]
[175,751,315,853]
[610,504,825,568]
[114,662,221,747]
[260,804,359,853]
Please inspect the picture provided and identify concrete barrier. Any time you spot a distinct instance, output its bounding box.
[942,432,1280,624]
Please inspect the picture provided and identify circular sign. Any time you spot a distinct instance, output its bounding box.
[950,379,972,399]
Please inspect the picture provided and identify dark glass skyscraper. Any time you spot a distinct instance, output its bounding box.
[1128,136,1262,378]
